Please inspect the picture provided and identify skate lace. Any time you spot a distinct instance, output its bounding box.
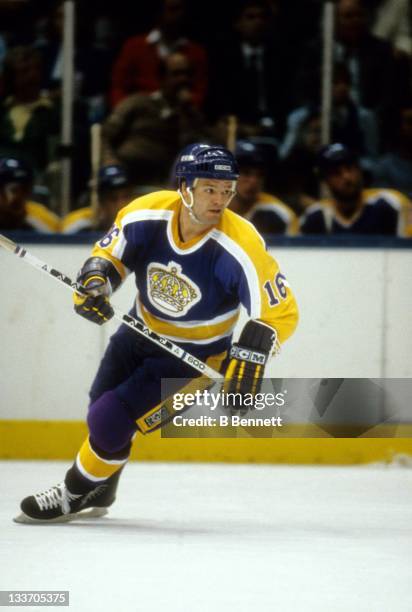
[35,483,81,514]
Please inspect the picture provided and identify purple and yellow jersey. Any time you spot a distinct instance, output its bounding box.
[246,192,299,236]
[91,191,299,356]
[25,201,60,233]
[61,207,93,234]
[301,188,412,237]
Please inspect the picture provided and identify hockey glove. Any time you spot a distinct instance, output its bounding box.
[73,257,116,325]
[224,320,276,412]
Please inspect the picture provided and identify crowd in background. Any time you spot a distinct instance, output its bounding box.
[0,0,411,237]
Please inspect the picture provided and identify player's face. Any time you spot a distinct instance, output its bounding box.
[236,6,267,44]
[325,164,362,202]
[188,178,236,224]
[0,183,27,227]
[236,167,264,205]
[99,187,135,231]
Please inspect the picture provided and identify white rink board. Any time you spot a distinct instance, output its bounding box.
[0,245,411,421]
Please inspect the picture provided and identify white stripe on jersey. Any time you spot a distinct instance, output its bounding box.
[62,217,92,234]
[364,190,402,210]
[112,231,127,260]
[250,202,292,225]
[210,229,261,319]
[136,298,240,328]
[166,215,212,254]
[112,209,171,259]
[25,214,55,233]
[145,325,236,345]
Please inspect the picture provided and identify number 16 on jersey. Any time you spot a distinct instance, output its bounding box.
[263,272,288,306]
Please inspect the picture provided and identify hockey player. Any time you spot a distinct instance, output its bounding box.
[61,165,135,233]
[0,158,59,232]
[230,140,298,235]
[15,143,299,523]
[300,143,412,236]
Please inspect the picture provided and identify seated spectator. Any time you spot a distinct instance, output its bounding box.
[372,104,412,199]
[230,140,298,235]
[276,112,322,215]
[0,46,59,179]
[280,62,379,164]
[62,165,135,234]
[0,157,59,232]
[102,52,209,186]
[110,0,207,108]
[207,0,289,136]
[300,143,412,236]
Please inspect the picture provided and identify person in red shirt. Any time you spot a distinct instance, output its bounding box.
[110,0,207,109]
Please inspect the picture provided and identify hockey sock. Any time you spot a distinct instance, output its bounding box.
[72,436,130,486]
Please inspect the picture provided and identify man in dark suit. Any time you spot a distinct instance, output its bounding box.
[207,0,290,136]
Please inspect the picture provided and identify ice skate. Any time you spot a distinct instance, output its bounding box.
[14,469,122,524]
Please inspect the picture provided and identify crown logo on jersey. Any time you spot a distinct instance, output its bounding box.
[147,261,201,317]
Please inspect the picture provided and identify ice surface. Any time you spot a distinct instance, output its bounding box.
[1,461,411,612]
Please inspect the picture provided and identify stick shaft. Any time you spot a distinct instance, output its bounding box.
[0,234,222,379]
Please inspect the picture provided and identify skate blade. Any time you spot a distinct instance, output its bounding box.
[13,507,109,524]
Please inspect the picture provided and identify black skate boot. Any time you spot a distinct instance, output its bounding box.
[14,468,124,524]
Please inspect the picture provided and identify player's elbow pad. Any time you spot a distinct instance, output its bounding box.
[77,257,122,294]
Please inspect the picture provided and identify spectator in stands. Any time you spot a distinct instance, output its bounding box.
[275,150,318,217]
[102,52,209,186]
[300,143,412,236]
[62,165,135,234]
[275,110,322,215]
[0,46,59,179]
[110,0,207,109]
[372,104,412,199]
[0,157,59,232]
[294,0,412,132]
[206,0,289,137]
[230,140,298,235]
[280,62,379,163]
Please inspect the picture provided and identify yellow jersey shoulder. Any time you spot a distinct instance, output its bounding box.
[257,192,297,215]
[62,207,93,233]
[219,208,266,248]
[26,201,60,232]
[252,192,299,234]
[258,191,288,207]
[116,190,180,222]
[363,188,411,209]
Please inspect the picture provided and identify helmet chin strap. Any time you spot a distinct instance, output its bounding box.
[178,180,207,225]
[178,179,237,225]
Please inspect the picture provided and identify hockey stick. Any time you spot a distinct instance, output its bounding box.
[0,233,222,380]
[137,374,218,434]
